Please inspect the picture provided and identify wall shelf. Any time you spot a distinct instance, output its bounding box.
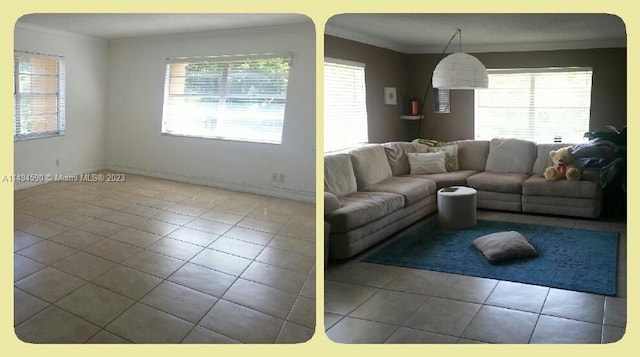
[400,115,423,120]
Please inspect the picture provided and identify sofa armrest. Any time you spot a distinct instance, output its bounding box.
[324,192,341,215]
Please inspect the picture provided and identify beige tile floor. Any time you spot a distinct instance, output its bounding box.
[14,172,315,343]
[325,210,627,344]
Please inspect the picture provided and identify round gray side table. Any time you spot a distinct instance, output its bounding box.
[437,186,477,229]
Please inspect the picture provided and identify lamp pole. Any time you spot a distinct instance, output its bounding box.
[416,28,461,138]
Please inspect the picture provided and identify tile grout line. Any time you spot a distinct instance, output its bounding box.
[176,208,301,343]
[15,175,315,343]
[526,288,551,344]
[275,256,317,342]
[455,281,498,343]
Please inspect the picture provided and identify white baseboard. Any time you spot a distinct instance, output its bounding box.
[106,164,315,203]
[13,165,106,191]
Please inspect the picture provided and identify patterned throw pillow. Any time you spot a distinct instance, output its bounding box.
[407,152,447,175]
[426,145,459,171]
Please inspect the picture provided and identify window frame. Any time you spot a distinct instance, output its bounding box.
[13,51,66,141]
[161,53,292,144]
[323,57,369,153]
[474,67,593,144]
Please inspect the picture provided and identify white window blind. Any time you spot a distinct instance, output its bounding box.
[324,58,368,152]
[14,51,65,140]
[162,54,291,144]
[475,67,593,143]
[434,88,450,113]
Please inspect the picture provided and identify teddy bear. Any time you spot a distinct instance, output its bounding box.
[544,146,581,181]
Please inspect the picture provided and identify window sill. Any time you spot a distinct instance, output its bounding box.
[161,132,282,145]
[14,133,65,142]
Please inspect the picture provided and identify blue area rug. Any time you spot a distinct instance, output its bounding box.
[363,219,619,295]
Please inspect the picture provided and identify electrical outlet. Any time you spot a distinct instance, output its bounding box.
[272,173,277,182]
[279,173,284,182]
[55,159,60,167]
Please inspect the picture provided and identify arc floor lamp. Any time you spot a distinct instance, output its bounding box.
[416,28,489,137]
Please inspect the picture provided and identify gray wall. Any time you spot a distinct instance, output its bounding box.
[325,34,627,143]
[409,48,627,141]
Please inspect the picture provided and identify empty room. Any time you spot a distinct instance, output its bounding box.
[13,13,315,344]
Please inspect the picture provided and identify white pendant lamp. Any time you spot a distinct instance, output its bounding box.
[417,28,488,117]
[432,52,488,89]
[415,28,488,138]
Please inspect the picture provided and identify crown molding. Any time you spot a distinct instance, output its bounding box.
[324,23,411,53]
[406,39,627,54]
[15,22,107,43]
[326,23,626,54]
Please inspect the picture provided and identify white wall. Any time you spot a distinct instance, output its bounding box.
[13,24,108,190]
[106,23,316,201]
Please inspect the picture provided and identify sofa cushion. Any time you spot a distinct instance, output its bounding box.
[324,153,357,197]
[363,176,436,206]
[522,176,602,199]
[522,195,602,218]
[425,145,459,171]
[467,171,530,194]
[485,138,537,174]
[382,142,430,176]
[407,170,479,189]
[442,140,490,171]
[349,145,393,188]
[325,192,405,233]
[532,143,578,175]
[407,152,447,175]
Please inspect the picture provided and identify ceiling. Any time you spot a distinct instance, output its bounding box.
[16,13,311,40]
[325,14,627,53]
[16,13,628,51]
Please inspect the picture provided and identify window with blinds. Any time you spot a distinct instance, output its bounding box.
[475,67,593,143]
[324,58,368,152]
[434,88,450,114]
[14,52,65,140]
[162,54,291,144]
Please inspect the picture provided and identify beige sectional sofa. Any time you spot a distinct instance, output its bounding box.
[324,147,437,259]
[324,138,603,260]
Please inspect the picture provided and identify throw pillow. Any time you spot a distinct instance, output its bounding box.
[407,152,447,175]
[472,231,538,263]
[426,145,459,171]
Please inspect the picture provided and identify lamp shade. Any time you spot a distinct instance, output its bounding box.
[432,52,488,89]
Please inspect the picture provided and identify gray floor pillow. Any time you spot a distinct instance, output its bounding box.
[472,231,538,262]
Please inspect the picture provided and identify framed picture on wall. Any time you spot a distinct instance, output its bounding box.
[384,87,397,105]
